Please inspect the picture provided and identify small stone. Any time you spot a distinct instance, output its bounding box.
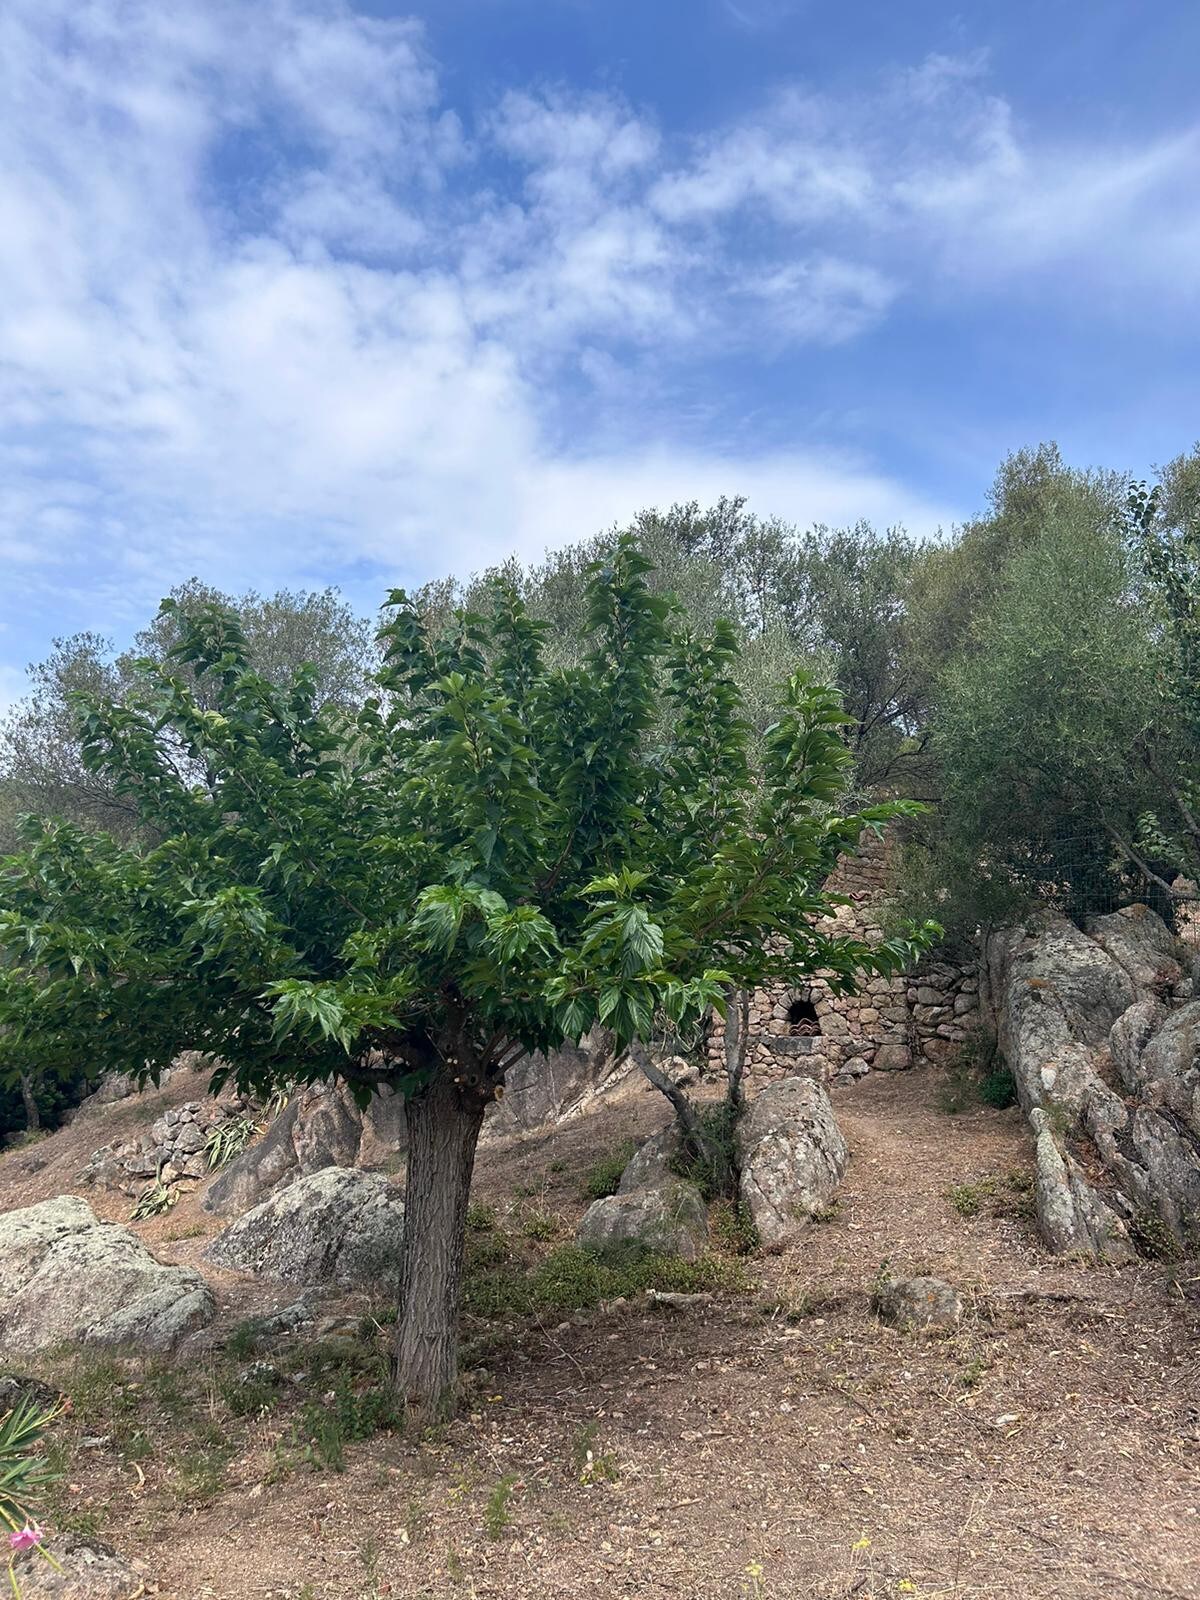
[872,1275,963,1332]
[921,1038,959,1064]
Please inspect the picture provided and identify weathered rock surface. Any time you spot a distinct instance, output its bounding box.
[1087,905,1192,994]
[0,1196,214,1351]
[618,1128,680,1194]
[11,1534,148,1599]
[577,1178,708,1261]
[987,904,1200,1257]
[202,1082,404,1218]
[483,1028,631,1141]
[204,1168,405,1289]
[1137,1001,1200,1129]
[735,1076,848,1245]
[873,1274,963,1332]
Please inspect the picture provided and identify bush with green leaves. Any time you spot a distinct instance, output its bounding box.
[578,1140,636,1203]
[129,1167,178,1221]
[0,1395,62,1582]
[204,1115,257,1170]
[0,538,931,1416]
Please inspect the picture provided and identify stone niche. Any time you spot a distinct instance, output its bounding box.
[707,826,978,1088]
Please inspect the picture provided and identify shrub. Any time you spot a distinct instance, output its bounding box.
[979,1068,1018,1108]
[708,1197,759,1254]
[463,1240,748,1320]
[483,1472,521,1538]
[579,1142,636,1203]
[0,1396,62,1536]
[938,1026,1017,1114]
[571,1420,619,1485]
[205,1115,257,1170]
[668,1101,739,1201]
[130,1169,177,1221]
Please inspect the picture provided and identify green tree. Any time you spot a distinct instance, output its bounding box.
[0,543,931,1412]
[906,484,1185,934]
[906,444,1124,692]
[1122,463,1200,893]
[0,581,374,853]
[795,523,926,794]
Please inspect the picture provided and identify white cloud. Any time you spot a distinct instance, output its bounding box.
[0,4,1196,661]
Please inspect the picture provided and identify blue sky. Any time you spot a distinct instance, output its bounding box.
[2,0,1198,703]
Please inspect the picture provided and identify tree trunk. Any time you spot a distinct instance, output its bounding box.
[19,1072,40,1133]
[392,1073,487,1420]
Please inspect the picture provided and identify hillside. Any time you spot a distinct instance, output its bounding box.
[1,1062,1195,1600]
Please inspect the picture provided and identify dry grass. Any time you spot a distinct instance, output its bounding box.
[1,1069,1197,1599]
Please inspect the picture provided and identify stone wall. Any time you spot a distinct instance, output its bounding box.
[79,1092,254,1197]
[708,827,978,1088]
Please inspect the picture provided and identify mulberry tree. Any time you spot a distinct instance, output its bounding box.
[0,541,930,1415]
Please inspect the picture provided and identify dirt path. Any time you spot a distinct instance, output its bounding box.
[5,1068,1199,1599]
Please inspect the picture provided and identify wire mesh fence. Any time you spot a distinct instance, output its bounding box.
[998,831,1199,949]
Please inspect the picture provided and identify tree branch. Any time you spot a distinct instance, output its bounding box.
[1102,822,1199,902]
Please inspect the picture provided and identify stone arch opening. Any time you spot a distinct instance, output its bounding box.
[786,996,821,1036]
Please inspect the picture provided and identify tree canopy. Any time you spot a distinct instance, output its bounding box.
[0,540,932,1410]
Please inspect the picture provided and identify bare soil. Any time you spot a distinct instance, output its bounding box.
[2,1067,1198,1600]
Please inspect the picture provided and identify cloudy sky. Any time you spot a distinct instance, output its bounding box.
[1,0,1197,699]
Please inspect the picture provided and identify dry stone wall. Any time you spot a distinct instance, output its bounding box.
[79,1092,254,1197]
[708,827,978,1088]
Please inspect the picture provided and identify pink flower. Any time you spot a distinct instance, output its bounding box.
[8,1523,43,1553]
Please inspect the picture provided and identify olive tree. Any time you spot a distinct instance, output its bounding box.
[0,580,374,853]
[0,542,929,1414]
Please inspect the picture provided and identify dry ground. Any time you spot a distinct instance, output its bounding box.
[2,1066,1198,1600]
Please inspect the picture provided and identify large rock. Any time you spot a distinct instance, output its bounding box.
[203,1081,403,1218]
[735,1077,848,1245]
[0,1197,214,1352]
[1086,904,1190,994]
[988,915,1138,1115]
[1030,1108,1134,1259]
[577,1178,708,1261]
[483,1029,632,1140]
[872,1274,963,1332]
[204,1168,405,1289]
[618,1128,680,1193]
[1109,998,1169,1094]
[1137,1000,1200,1133]
[987,907,1200,1257]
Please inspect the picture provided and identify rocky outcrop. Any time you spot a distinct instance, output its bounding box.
[483,1028,630,1140]
[577,1178,708,1261]
[872,1274,963,1332]
[202,1082,405,1218]
[0,1197,214,1351]
[204,1168,405,1289]
[987,904,1200,1257]
[617,1128,680,1193]
[205,1035,627,1217]
[735,1077,848,1245]
[575,1119,708,1258]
